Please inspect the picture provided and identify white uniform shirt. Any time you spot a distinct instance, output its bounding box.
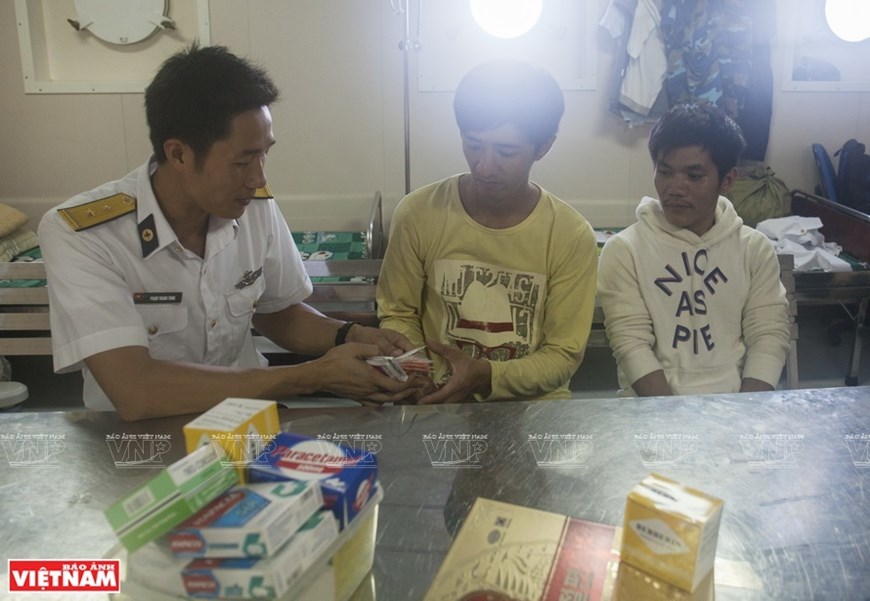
[37,159,312,411]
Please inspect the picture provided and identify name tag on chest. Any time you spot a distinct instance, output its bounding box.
[133,292,183,304]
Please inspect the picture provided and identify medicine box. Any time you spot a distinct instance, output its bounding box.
[183,398,280,483]
[127,510,338,599]
[120,486,384,600]
[167,481,323,558]
[180,510,339,599]
[620,473,724,592]
[247,432,377,528]
[104,444,238,553]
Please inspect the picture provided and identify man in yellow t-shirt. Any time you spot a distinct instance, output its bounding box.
[377,59,598,404]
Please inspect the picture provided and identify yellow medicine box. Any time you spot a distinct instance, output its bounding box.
[620,473,723,592]
[183,398,280,483]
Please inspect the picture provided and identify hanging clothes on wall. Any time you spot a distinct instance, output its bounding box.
[660,0,746,108]
[601,0,669,127]
[735,0,775,161]
[619,0,668,116]
[603,0,775,160]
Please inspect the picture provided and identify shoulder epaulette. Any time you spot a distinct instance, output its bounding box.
[58,193,137,231]
[252,185,273,200]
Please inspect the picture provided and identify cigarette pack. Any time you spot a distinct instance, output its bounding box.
[167,481,323,558]
[180,510,339,599]
[248,432,377,528]
[366,346,431,381]
[424,497,620,601]
[104,444,238,553]
[620,473,723,592]
[183,398,280,483]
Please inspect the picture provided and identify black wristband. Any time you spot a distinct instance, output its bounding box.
[334,321,357,346]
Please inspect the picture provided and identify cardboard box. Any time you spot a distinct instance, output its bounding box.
[620,473,723,592]
[180,510,339,599]
[184,398,280,483]
[104,444,238,553]
[424,497,620,601]
[167,481,323,558]
[612,561,714,601]
[248,432,377,528]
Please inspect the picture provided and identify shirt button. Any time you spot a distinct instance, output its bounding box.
[209,319,217,329]
[147,325,158,335]
[174,246,183,253]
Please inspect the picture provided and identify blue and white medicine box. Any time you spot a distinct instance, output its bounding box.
[247,432,377,528]
[167,481,322,558]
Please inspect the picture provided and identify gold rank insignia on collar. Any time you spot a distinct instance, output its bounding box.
[252,185,273,200]
[57,193,136,231]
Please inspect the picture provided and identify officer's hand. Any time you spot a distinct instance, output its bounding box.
[317,342,416,404]
[346,325,416,356]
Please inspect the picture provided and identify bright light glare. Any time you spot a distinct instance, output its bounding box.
[825,0,870,42]
[470,0,543,39]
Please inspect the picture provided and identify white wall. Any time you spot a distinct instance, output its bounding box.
[1,0,869,231]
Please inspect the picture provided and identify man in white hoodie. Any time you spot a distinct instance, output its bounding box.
[598,103,789,396]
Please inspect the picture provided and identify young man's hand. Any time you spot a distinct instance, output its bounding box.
[416,339,492,404]
[630,370,673,397]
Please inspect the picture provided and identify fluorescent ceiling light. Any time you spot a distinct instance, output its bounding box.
[470,0,543,39]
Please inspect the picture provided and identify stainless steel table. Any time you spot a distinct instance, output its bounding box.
[2,387,869,600]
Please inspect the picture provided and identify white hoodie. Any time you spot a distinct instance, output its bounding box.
[598,196,790,395]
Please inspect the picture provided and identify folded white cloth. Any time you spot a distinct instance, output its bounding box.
[773,238,852,272]
[757,216,852,273]
[757,216,823,245]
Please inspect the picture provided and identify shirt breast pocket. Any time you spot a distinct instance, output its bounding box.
[225,280,266,350]
[226,280,266,318]
[135,304,189,358]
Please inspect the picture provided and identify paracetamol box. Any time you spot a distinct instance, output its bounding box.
[247,432,377,528]
[104,444,239,553]
[620,473,724,592]
[184,398,280,483]
[180,510,339,599]
[167,481,322,558]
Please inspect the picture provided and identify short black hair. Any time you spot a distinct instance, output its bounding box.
[453,58,564,147]
[648,103,746,180]
[145,43,279,164]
